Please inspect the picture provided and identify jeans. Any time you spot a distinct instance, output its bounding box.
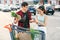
[10,32,14,40]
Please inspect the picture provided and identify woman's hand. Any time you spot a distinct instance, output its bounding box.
[39,16,47,26]
[35,16,47,26]
[35,18,38,24]
[29,19,35,23]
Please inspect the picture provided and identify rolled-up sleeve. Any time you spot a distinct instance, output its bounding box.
[16,11,20,15]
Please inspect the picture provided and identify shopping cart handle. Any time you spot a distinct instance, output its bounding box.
[12,25,30,31]
[11,24,45,33]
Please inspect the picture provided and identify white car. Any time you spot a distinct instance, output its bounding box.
[34,4,43,9]
[10,5,17,10]
[2,5,11,12]
[44,4,52,10]
[55,5,60,11]
[16,4,21,9]
[0,4,4,11]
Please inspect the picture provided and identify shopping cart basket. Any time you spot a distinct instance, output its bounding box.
[11,25,45,40]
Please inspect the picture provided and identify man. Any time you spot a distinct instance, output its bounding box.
[14,2,34,40]
[14,2,34,28]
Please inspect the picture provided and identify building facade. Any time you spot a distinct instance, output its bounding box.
[0,0,21,5]
[48,0,60,5]
[0,0,60,5]
[39,0,60,5]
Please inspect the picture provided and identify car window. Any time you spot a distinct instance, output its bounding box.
[46,6,52,10]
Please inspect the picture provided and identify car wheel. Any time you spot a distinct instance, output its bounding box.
[34,12,36,15]
[15,9,17,11]
[51,10,54,15]
[34,11,36,15]
[0,9,1,11]
[51,12,54,15]
[58,8,60,11]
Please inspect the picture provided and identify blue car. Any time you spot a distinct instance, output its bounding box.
[28,6,36,15]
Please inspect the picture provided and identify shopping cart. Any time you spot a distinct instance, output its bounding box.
[11,25,45,40]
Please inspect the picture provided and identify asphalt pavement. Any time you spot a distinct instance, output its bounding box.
[47,11,60,40]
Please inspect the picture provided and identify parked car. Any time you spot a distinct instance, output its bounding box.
[55,5,60,11]
[0,4,4,11]
[2,5,11,12]
[10,5,17,10]
[16,4,21,9]
[28,6,36,15]
[45,6,54,15]
[44,4,55,15]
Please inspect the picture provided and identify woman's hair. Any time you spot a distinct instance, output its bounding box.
[21,2,28,7]
[38,5,45,11]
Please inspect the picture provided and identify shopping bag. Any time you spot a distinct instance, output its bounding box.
[18,32,32,40]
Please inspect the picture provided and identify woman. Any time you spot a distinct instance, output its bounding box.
[35,5,47,35]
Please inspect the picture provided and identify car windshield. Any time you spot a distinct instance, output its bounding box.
[4,6,8,8]
[29,6,34,7]
[46,6,52,9]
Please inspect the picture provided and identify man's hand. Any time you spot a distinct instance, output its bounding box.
[14,15,21,24]
[29,19,35,23]
[14,18,19,24]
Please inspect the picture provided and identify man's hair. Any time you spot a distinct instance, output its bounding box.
[21,2,28,7]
